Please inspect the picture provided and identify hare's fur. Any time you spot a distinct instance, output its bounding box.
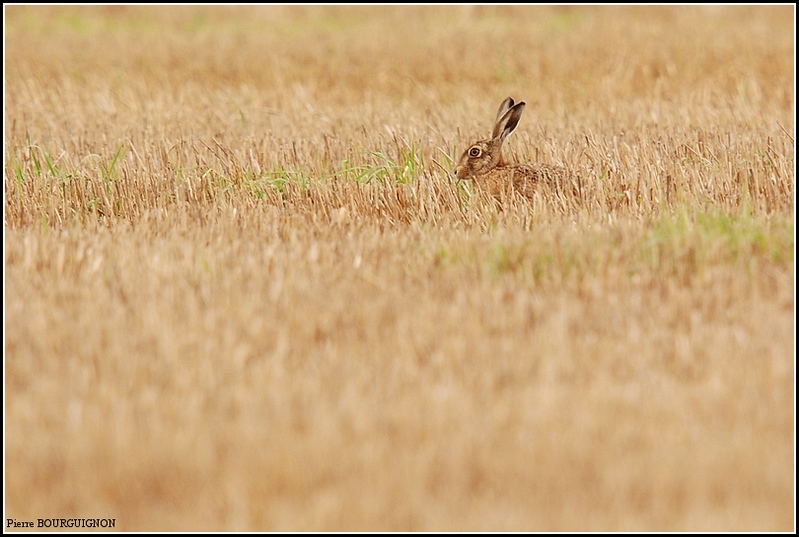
[454,97,566,200]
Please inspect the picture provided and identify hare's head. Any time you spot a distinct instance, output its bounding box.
[454,97,526,181]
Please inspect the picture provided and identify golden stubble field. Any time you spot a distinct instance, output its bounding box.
[3,5,795,532]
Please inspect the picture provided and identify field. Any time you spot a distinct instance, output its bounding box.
[3,5,795,532]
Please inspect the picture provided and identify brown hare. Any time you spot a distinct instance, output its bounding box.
[454,97,566,201]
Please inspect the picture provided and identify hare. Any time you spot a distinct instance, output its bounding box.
[454,97,566,201]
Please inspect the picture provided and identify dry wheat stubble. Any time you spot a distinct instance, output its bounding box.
[3,4,795,532]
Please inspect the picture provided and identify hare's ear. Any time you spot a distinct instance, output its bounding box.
[492,101,526,141]
[495,97,515,123]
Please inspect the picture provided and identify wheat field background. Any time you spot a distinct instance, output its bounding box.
[3,5,795,532]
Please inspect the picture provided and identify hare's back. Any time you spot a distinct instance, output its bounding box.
[508,163,566,197]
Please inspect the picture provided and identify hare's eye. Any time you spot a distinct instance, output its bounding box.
[469,147,481,158]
